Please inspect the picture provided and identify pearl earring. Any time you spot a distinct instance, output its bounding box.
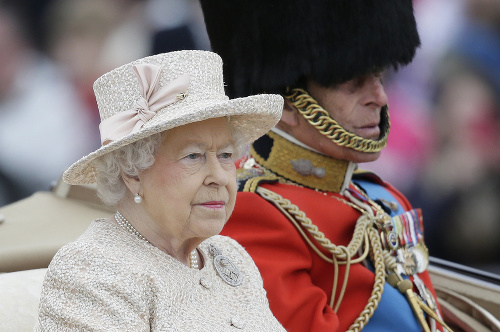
[134,193,142,204]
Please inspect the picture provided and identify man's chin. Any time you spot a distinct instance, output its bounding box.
[343,149,381,164]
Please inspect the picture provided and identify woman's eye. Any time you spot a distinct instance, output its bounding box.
[219,152,233,159]
[186,153,201,160]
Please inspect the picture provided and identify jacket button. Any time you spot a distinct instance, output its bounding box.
[230,316,245,329]
[200,277,212,289]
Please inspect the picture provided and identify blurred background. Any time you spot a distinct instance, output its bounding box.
[0,0,498,274]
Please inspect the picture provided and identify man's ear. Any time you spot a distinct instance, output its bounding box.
[278,99,299,128]
[121,172,141,195]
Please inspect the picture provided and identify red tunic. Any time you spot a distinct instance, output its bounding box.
[221,179,440,331]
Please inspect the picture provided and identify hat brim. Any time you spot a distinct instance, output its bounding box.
[63,94,283,185]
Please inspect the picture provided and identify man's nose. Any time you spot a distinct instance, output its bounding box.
[366,75,388,107]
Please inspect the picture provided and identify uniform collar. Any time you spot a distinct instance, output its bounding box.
[250,130,356,193]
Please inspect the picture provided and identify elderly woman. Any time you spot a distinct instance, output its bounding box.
[35,51,285,331]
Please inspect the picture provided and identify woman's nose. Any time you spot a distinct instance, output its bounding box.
[203,156,229,187]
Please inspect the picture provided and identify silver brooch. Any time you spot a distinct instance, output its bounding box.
[209,244,242,286]
[291,159,326,178]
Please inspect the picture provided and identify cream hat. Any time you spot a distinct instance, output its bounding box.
[63,50,283,185]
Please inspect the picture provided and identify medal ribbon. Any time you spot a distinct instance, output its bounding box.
[392,208,424,247]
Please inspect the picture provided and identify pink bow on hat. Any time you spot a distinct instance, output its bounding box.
[99,63,190,145]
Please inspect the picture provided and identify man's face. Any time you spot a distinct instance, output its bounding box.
[285,73,388,163]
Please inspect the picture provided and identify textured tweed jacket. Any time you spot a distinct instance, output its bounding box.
[35,219,285,331]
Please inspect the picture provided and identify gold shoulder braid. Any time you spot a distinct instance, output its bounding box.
[255,185,453,332]
[235,161,281,193]
[242,173,280,193]
[284,88,390,153]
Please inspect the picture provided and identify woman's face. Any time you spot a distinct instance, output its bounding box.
[139,117,237,246]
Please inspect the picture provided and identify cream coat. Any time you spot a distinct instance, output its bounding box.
[35,219,285,331]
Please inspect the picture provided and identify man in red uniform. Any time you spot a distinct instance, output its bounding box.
[200,1,449,331]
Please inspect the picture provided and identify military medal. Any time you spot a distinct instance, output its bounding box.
[209,244,243,286]
[390,209,429,276]
[414,275,438,312]
[398,247,418,276]
[373,211,400,252]
[412,243,429,273]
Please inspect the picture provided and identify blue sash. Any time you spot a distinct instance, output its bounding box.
[352,179,423,331]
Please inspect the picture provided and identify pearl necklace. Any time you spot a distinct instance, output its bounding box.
[115,211,149,243]
[190,249,199,269]
[114,211,199,269]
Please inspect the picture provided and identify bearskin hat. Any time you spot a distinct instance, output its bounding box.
[199,0,420,98]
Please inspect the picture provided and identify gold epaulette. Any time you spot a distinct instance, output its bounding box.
[236,168,280,193]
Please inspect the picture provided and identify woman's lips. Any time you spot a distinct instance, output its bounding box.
[198,201,225,209]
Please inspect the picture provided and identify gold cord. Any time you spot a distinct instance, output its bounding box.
[256,187,385,329]
[284,88,390,153]
[347,226,386,332]
[255,175,453,331]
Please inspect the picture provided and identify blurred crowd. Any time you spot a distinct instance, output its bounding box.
[0,0,209,205]
[368,0,500,273]
[0,0,498,273]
